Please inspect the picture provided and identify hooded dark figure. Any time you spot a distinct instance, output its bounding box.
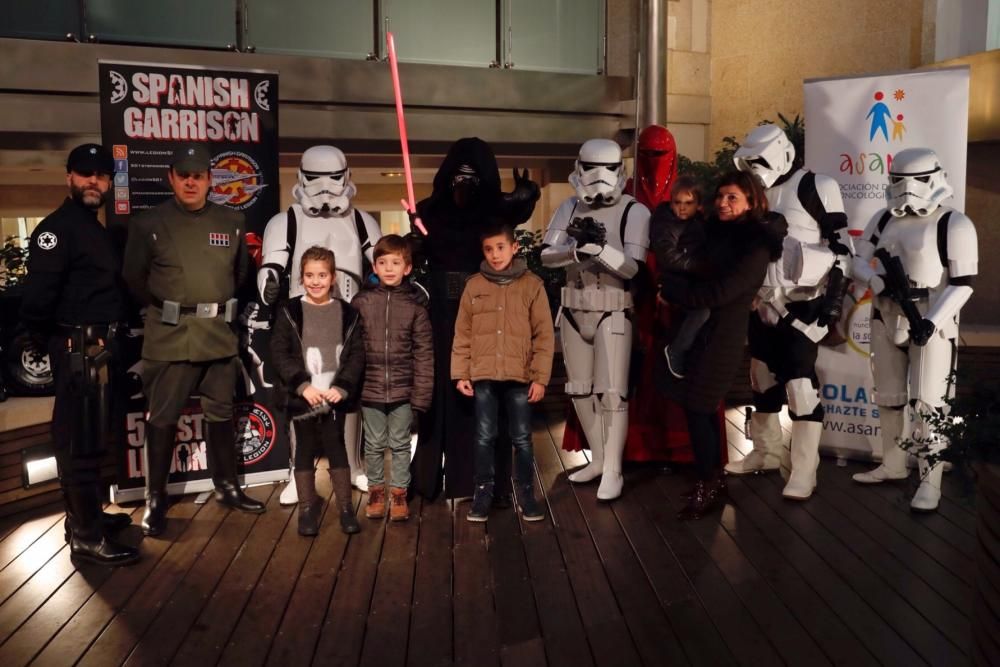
[408,137,539,500]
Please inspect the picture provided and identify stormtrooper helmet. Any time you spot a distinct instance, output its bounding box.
[292,145,357,216]
[734,124,795,188]
[569,139,627,206]
[886,147,953,217]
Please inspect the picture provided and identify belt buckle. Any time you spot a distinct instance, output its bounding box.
[197,302,219,318]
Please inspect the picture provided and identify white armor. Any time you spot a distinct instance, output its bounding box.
[729,124,854,500]
[542,148,650,501]
[258,145,382,502]
[851,148,977,512]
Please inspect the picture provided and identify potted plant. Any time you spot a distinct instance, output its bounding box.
[899,371,1000,665]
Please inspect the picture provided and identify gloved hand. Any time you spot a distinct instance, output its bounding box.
[508,167,540,206]
[910,318,935,346]
[262,273,280,305]
[566,216,607,248]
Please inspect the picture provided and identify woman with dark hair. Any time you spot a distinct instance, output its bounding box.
[657,170,786,519]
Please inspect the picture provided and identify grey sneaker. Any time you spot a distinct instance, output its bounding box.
[664,345,686,379]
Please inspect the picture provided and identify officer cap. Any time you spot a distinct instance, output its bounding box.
[66,143,114,175]
[170,144,213,173]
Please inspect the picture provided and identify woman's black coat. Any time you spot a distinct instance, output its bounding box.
[658,213,786,413]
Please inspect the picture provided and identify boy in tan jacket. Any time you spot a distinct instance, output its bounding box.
[452,223,555,522]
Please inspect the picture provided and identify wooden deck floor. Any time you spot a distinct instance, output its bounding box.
[0,409,976,666]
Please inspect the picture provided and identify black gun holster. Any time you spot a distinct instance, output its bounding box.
[65,328,114,459]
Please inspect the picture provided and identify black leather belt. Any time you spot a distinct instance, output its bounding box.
[56,323,119,341]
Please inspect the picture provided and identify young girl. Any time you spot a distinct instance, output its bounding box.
[271,246,366,535]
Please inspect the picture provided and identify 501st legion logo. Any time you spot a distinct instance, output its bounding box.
[210,150,267,210]
[236,402,276,465]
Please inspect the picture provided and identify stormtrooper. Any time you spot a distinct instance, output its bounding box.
[850,148,977,512]
[730,124,854,500]
[541,139,650,500]
[258,145,382,503]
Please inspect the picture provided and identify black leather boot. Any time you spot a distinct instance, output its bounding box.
[66,484,139,566]
[676,476,728,521]
[295,470,322,536]
[329,467,360,534]
[141,424,177,536]
[64,511,132,543]
[205,420,265,513]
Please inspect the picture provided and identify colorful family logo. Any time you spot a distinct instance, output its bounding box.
[865,89,906,143]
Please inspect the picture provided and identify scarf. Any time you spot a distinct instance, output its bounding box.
[480,257,528,284]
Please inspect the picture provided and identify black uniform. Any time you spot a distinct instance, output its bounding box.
[21,190,137,566]
[22,196,125,487]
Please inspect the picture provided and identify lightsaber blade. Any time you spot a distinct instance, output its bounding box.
[387,31,428,236]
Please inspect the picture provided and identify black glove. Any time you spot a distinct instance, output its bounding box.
[262,273,280,305]
[566,216,607,248]
[508,168,540,206]
[403,231,426,262]
[910,318,935,346]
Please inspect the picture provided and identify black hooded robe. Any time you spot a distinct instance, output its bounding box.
[409,137,538,500]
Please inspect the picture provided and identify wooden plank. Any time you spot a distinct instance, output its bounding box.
[724,477,925,665]
[262,492,355,667]
[310,496,387,667]
[611,471,737,666]
[548,440,690,666]
[0,507,142,666]
[218,492,334,667]
[0,509,62,572]
[820,461,977,601]
[168,487,294,666]
[358,498,421,667]
[744,471,964,665]
[703,485,879,665]
[0,489,62,519]
[31,498,203,667]
[450,492,499,667]
[0,517,67,606]
[406,497,454,667]
[122,485,274,666]
[761,470,971,651]
[821,461,976,587]
[532,421,641,666]
[75,499,230,667]
[485,491,547,667]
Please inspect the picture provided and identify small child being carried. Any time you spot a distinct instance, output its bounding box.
[652,176,711,378]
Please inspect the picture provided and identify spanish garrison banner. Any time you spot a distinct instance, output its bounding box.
[804,67,969,459]
[99,61,287,501]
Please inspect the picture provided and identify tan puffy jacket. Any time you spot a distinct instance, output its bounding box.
[451,271,554,386]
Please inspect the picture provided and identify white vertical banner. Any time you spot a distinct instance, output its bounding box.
[803,66,970,459]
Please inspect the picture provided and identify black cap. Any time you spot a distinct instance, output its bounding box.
[170,144,213,172]
[66,143,114,174]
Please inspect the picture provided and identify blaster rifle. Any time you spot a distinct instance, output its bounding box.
[873,248,926,334]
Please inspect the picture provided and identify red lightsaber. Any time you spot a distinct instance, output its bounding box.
[387,31,428,236]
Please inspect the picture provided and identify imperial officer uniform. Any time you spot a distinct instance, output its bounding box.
[21,143,139,566]
[123,144,265,536]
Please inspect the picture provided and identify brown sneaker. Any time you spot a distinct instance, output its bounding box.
[389,487,410,521]
[366,485,386,519]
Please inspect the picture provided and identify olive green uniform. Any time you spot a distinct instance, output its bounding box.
[123,198,249,427]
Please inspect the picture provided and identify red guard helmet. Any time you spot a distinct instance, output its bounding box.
[634,125,678,208]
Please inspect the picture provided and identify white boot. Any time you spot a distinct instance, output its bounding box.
[853,407,909,484]
[596,407,627,501]
[782,421,822,500]
[279,463,299,505]
[568,397,606,483]
[726,411,782,475]
[910,458,943,512]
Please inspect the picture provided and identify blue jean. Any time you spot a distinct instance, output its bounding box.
[473,380,535,487]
